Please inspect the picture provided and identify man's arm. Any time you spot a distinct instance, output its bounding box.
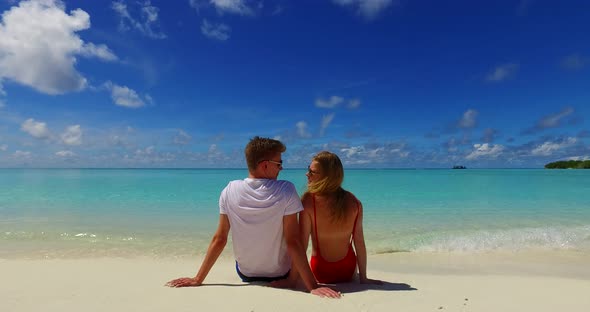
[166,214,230,287]
[282,213,341,298]
[272,209,311,288]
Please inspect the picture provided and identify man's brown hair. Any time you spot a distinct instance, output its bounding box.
[244,136,286,171]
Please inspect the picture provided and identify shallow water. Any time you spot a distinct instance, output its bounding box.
[2,168,590,258]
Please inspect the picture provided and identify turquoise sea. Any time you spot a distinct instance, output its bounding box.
[2,168,590,259]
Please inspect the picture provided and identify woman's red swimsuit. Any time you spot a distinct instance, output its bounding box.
[309,194,359,284]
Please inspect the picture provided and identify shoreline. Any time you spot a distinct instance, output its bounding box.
[3,250,590,312]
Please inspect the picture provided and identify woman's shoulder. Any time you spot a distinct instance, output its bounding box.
[301,192,313,210]
[343,190,359,202]
[343,191,362,210]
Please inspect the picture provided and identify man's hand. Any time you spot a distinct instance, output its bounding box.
[310,286,341,298]
[165,277,202,288]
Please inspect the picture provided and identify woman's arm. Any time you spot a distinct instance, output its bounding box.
[352,198,382,284]
[300,200,313,254]
[283,214,341,298]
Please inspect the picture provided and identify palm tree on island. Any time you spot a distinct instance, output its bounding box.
[545,160,590,169]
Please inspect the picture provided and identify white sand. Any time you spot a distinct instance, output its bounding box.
[2,251,590,312]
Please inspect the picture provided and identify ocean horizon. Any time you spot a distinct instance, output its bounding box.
[2,168,589,259]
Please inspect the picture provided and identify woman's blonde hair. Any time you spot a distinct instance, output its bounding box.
[305,151,349,222]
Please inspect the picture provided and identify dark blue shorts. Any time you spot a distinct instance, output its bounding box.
[235,261,290,283]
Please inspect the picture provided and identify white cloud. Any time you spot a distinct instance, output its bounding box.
[348,98,361,109]
[390,147,409,158]
[341,146,363,158]
[486,63,519,82]
[481,128,499,143]
[367,146,384,158]
[338,142,409,165]
[296,121,311,138]
[368,146,402,160]
[208,144,218,153]
[444,137,459,152]
[61,125,82,145]
[531,138,577,156]
[104,81,145,108]
[320,113,335,136]
[465,143,505,160]
[110,135,124,146]
[207,143,225,161]
[212,0,254,15]
[14,150,31,158]
[0,0,117,95]
[191,0,255,16]
[0,144,7,151]
[21,118,50,139]
[522,107,576,135]
[458,109,478,129]
[368,144,409,160]
[201,19,231,41]
[538,107,574,129]
[315,96,361,109]
[135,145,155,157]
[124,145,176,164]
[80,43,117,61]
[174,130,192,145]
[144,94,154,105]
[56,150,76,157]
[315,96,344,108]
[111,0,166,39]
[332,0,393,20]
[566,155,590,161]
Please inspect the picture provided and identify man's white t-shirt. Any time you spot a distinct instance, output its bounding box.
[219,178,303,277]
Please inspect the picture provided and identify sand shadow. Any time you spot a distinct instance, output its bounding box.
[196,280,417,294]
[261,280,417,295]
[335,281,417,294]
[200,283,252,287]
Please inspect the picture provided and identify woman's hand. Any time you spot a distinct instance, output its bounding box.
[165,277,202,287]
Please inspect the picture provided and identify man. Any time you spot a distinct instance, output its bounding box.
[166,136,340,298]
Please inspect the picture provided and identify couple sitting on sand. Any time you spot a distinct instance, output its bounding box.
[166,136,381,298]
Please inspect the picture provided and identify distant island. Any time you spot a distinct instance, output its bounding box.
[452,165,467,169]
[545,160,590,169]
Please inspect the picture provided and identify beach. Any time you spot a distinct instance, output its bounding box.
[2,169,590,311]
[2,251,590,312]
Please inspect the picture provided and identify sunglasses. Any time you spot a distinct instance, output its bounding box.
[259,159,283,168]
[307,166,319,175]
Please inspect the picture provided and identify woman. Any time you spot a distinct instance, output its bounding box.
[300,151,381,284]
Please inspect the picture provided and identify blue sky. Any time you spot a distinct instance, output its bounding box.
[0,0,589,168]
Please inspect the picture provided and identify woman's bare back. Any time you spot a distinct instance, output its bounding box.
[304,192,358,262]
